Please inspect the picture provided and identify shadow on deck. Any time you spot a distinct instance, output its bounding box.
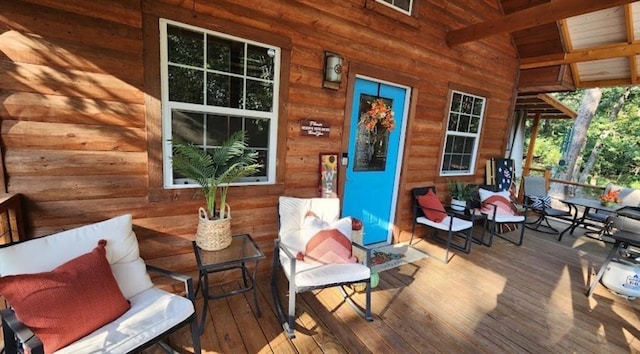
[155,218,640,353]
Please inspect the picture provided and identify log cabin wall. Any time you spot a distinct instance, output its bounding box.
[0,0,518,275]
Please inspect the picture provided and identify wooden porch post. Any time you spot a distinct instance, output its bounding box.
[518,113,540,202]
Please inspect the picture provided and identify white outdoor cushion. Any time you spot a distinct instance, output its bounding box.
[416,215,472,232]
[279,250,370,289]
[0,214,153,299]
[485,213,525,223]
[278,196,342,253]
[278,196,369,289]
[55,287,194,354]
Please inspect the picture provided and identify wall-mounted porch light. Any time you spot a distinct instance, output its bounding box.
[323,51,342,90]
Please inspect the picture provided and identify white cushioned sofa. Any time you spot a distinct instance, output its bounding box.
[0,214,200,354]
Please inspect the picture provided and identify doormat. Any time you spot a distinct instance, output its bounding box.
[370,243,428,273]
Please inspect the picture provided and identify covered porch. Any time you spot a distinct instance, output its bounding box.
[157,222,639,353]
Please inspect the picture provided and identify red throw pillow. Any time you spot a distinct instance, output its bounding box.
[300,228,358,265]
[417,190,447,222]
[0,240,130,353]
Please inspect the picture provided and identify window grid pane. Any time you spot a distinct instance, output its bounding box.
[440,90,485,175]
[162,20,278,187]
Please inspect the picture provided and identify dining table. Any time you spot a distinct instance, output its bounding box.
[558,197,623,241]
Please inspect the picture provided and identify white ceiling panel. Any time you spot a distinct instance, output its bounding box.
[576,57,630,81]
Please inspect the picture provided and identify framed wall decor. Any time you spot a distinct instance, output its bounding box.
[319,153,339,198]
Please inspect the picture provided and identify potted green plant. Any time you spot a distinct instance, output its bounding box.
[171,130,262,250]
[447,180,472,211]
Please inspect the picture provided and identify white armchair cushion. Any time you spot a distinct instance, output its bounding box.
[279,196,342,253]
[279,250,370,289]
[416,216,473,232]
[56,287,194,354]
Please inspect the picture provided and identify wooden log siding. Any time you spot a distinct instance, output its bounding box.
[0,0,519,274]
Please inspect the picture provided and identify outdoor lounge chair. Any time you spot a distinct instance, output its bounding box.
[410,186,474,263]
[523,176,571,235]
[478,188,528,246]
[271,196,373,338]
[0,214,201,354]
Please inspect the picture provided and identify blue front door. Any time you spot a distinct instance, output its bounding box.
[342,77,407,245]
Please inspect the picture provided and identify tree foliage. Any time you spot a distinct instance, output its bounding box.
[526,87,640,189]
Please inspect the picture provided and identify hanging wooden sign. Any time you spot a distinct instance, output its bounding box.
[299,119,331,137]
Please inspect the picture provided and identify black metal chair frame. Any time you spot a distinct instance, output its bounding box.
[271,204,373,338]
[1,264,201,354]
[410,186,475,263]
[482,202,528,246]
[522,176,571,236]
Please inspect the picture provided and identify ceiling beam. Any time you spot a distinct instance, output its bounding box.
[536,94,577,119]
[447,0,637,47]
[519,42,640,69]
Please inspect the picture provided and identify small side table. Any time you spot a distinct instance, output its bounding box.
[446,207,487,246]
[192,234,265,334]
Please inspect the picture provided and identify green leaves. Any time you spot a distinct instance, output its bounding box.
[170,130,263,219]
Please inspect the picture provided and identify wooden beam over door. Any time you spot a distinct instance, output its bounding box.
[447,0,637,47]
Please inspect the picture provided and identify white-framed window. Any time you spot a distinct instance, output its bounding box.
[376,0,413,15]
[160,19,280,188]
[439,90,486,176]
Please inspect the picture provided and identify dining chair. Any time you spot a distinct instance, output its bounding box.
[522,176,571,235]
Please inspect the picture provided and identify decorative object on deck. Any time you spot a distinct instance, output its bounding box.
[370,243,429,273]
[0,214,201,354]
[319,152,339,198]
[322,51,342,89]
[522,176,571,235]
[600,188,621,207]
[171,131,262,251]
[486,158,515,192]
[272,196,373,338]
[410,186,475,263]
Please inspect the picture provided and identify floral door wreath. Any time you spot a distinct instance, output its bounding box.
[359,99,395,133]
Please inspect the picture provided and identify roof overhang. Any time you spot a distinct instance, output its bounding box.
[515,93,577,120]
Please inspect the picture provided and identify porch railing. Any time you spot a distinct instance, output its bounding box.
[526,167,606,199]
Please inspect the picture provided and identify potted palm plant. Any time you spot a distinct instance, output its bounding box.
[171,130,262,250]
[447,180,472,211]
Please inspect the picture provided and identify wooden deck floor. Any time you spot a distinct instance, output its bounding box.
[158,222,640,354]
[2,222,639,353]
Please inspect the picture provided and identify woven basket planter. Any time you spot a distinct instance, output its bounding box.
[195,206,232,251]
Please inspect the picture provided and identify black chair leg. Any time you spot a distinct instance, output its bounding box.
[271,241,291,337]
[190,315,202,354]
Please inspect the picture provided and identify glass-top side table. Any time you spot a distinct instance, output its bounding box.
[192,234,265,334]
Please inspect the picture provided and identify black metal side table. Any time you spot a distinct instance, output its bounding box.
[192,234,265,334]
[446,207,487,246]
